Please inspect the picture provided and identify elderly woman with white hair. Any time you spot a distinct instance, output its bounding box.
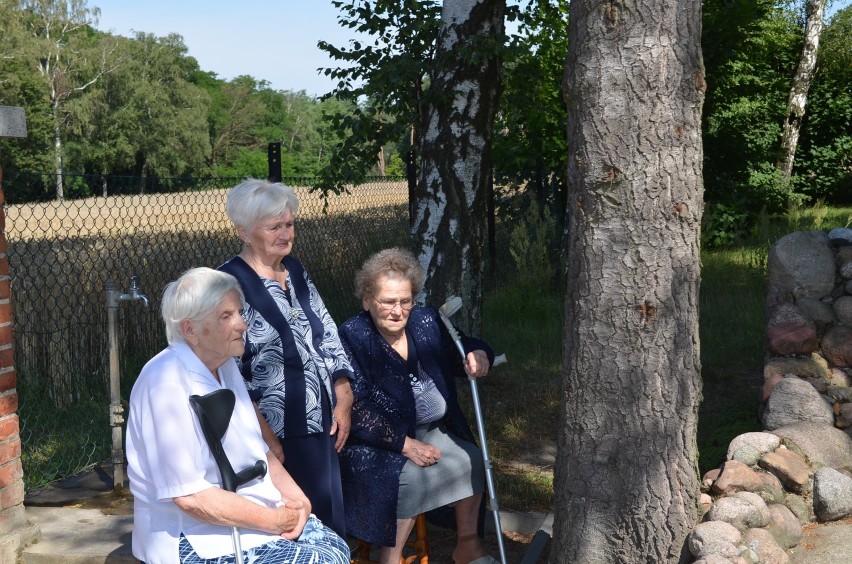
[125,267,349,564]
[218,179,354,538]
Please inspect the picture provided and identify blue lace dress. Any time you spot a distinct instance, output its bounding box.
[338,306,493,546]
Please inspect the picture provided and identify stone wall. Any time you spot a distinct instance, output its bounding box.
[688,228,852,563]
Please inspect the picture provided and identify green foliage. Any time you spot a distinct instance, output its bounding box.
[701,202,752,248]
[702,1,851,218]
[212,147,267,179]
[703,1,802,213]
[508,199,560,282]
[794,5,852,203]
[494,0,569,212]
[384,152,406,177]
[315,0,444,194]
[0,0,356,198]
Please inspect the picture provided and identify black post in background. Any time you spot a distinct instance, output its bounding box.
[268,142,282,182]
[406,149,417,228]
[486,169,496,290]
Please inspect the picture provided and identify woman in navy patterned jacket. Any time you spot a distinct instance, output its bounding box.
[218,179,354,539]
[338,248,499,564]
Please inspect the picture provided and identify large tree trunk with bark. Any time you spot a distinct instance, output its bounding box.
[411,0,504,333]
[777,0,826,180]
[552,1,705,562]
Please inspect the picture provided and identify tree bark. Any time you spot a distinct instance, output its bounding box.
[411,0,504,334]
[777,0,826,180]
[552,1,705,562]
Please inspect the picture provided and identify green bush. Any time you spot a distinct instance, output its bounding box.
[701,202,752,248]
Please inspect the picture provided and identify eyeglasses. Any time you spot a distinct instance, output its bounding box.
[373,297,414,312]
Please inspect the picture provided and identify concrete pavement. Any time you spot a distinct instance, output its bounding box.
[17,463,553,563]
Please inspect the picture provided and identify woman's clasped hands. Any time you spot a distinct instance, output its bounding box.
[402,436,442,467]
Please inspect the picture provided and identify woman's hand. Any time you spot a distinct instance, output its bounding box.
[402,436,441,467]
[464,350,491,378]
[331,378,353,452]
[266,450,311,539]
[276,498,310,540]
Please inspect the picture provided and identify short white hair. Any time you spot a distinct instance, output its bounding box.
[161,267,244,345]
[225,178,300,230]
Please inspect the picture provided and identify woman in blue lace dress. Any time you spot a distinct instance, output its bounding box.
[218,179,354,538]
[338,248,499,564]
[126,267,349,564]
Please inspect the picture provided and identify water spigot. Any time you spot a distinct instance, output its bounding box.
[119,276,149,308]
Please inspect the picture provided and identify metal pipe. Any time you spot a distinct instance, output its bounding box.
[106,279,125,490]
[106,276,149,491]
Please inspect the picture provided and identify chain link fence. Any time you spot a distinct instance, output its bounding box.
[2,172,409,493]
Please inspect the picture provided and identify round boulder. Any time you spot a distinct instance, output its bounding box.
[706,491,771,532]
[741,527,789,563]
[834,296,852,327]
[688,520,742,559]
[795,296,836,332]
[813,467,852,522]
[727,432,781,461]
[767,231,835,299]
[761,377,834,430]
[763,356,830,382]
[766,304,818,355]
[765,503,803,548]
[822,326,852,368]
[829,227,852,247]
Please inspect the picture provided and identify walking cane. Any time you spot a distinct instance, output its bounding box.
[438,297,508,564]
[189,389,268,564]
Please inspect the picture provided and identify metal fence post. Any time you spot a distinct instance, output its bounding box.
[105,279,125,490]
[268,142,282,183]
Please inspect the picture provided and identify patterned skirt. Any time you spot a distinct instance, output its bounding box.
[176,515,350,563]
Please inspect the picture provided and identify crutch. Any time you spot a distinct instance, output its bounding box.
[189,389,268,564]
[438,296,508,564]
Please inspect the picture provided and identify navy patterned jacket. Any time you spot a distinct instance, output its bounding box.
[338,306,493,546]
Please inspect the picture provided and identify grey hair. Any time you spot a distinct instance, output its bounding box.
[161,267,245,345]
[354,247,425,300]
[225,178,300,230]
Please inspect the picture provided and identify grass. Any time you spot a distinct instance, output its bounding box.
[478,276,563,511]
[477,203,852,512]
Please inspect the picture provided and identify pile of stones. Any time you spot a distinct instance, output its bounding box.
[688,227,852,563]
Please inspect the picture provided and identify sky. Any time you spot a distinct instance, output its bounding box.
[92,0,361,97]
[92,0,851,98]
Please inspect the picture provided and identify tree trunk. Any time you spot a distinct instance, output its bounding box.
[552,1,705,562]
[777,0,826,180]
[412,0,504,334]
[52,98,64,201]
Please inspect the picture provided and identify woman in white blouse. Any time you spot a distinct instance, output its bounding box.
[125,267,349,564]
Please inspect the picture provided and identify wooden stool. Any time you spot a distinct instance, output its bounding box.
[351,513,429,564]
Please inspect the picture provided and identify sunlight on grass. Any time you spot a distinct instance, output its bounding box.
[478,275,562,512]
[496,466,555,513]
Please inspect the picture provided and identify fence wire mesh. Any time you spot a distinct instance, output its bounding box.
[2,172,409,493]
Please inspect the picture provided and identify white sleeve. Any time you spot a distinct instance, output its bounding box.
[136,373,216,501]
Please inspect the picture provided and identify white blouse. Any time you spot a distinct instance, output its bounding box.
[126,343,283,562]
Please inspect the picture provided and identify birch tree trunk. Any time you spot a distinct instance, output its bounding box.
[552,0,705,561]
[777,0,826,180]
[412,0,504,333]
